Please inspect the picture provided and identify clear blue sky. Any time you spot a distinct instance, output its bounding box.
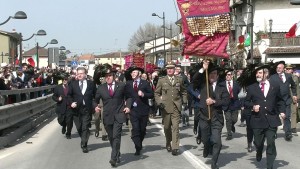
[1,0,180,55]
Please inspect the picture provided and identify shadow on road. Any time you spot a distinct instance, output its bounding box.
[249,156,289,169]
[88,142,111,151]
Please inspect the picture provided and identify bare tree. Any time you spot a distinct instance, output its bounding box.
[127,22,180,52]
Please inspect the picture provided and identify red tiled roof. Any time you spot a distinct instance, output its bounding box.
[264,47,300,54]
[23,46,48,57]
[94,52,131,58]
[78,54,94,61]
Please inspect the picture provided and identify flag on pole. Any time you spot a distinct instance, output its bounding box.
[285,21,300,38]
[28,57,35,67]
[244,33,251,47]
[32,54,37,64]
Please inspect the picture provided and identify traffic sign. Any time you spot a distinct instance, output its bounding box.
[71,61,78,67]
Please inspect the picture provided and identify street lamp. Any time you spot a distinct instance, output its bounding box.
[162,24,173,60]
[269,19,273,45]
[152,12,166,65]
[0,11,27,26]
[37,39,58,68]
[19,29,46,65]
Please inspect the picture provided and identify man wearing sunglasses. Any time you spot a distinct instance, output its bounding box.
[221,68,241,141]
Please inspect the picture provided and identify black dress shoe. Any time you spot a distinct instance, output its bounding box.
[247,146,252,153]
[256,152,262,162]
[291,128,297,133]
[211,163,219,169]
[172,149,178,156]
[62,127,66,134]
[196,137,201,145]
[203,147,209,158]
[109,159,117,167]
[82,147,89,153]
[95,130,99,137]
[102,135,108,141]
[166,145,172,152]
[285,134,292,141]
[66,135,71,139]
[193,128,197,135]
[226,135,232,140]
[134,150,141,156]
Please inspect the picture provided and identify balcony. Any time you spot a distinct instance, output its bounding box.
[269,33,300,47]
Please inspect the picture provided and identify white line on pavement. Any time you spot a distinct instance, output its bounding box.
[150,119,210,169]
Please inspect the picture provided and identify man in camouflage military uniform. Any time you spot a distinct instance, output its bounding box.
[154,62,187,156]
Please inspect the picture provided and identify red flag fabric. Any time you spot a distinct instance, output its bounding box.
[177,0,230,59]
[285,21,300,38]
[27,58,35,67]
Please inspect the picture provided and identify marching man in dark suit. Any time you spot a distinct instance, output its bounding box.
[245,65,285,169]
[154,62,187,156]
[193,60,230,169]
[52,75,73,139]
[269,61,297,141]
[68,67,96,153]
[221,68,241,140]
[125,66,154,156]
[94,65,132,167]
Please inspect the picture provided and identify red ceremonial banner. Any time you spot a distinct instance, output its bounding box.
[132,53,145,69]
[177,0,230,58]
[124,54,133,69]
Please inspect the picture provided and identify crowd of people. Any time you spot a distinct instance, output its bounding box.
[0,62,75,91]
[4,59,300,169]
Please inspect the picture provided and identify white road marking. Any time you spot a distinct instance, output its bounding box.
[150,119,210,169]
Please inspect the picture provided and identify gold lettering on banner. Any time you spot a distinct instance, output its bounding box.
[191,0,227,6]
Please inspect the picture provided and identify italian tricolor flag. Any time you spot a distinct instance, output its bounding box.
[285,21,300,38]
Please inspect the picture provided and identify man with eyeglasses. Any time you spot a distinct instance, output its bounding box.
[284,64,300,135]
[220,68,241,141]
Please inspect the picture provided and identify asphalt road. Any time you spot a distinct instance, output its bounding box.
[0,115,300,169]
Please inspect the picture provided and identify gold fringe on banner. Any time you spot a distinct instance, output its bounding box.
[186,13,231,37]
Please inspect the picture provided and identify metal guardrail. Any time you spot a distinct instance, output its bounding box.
[0,85,55,106]
[0,94,56,131]
[0,85,56,132]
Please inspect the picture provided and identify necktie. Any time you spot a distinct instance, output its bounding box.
[134,80,138,92]
[170,77,174,85]
[63,85,68,96]
[151,82,155,91]
[228,81,233,98]
[279,74,283,82]
[108,84,113,97]
[261,82,265,95]
[79,81,83,91]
